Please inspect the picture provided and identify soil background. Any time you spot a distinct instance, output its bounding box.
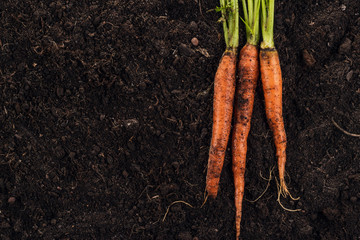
[1,0,360,239]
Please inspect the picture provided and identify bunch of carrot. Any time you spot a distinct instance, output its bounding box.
[205,0,292,238]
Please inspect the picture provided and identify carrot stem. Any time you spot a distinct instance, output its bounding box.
[242,0,260,45]
[260,0,275,48]
[220,0,239,51]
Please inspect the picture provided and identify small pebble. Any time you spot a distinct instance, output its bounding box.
[178,43,195,57]
[346,70,353,81]
[338,38,352,54]
[189,21,198,31]
[8,197,16,204]
[123,119,139,131]
[191,37,199,47]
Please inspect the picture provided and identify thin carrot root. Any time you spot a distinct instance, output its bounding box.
[162,200,194,222]
[163,190,211,223]
[200,191,209,208]
[246,166,274,203]
[332,118,360,137]
[279,178,289,198]
[275,177,301,212]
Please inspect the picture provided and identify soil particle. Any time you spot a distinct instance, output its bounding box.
[346,70,353,81]
[322,208,340,221]
[338,38,352,54]
[54,145,66,159]
[56,87,64,97]
[7,197,16,204]
[13,220,22,232]
[255,202,269,219]
[349,196,357,203]
[69,152,76,159]
[178,43,195,57]
[122,170,129,178]
[302,49,316,67]
[177,231,192,240]
[189,21,198,31]
[122,119,139,131]
[299,224,314,235]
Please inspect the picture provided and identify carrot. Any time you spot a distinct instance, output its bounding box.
[260,0,289,197]
[206,0,239,198]
[206,51,236,197]
[260,49,289,196]
[232,0,260,238]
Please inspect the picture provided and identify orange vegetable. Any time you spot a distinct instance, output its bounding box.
[206,50,237,198]
[260,48,289,197]
[232,43,259,238]
[205,0,239,198]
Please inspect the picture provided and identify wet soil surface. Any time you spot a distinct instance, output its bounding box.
[1,0,360,239]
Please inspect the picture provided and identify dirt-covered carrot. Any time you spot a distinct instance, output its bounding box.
[260,0,289,197]
[232,0,260,238]
[206,0,239,198]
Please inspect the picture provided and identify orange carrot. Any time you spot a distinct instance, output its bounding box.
[260,0,290,197]
[205,0,239,198]
[232,43,259,238]
[259,48,289,196]
[231,1,260,237]
[206,50,237,198]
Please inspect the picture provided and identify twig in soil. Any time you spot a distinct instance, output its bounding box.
[162,200,194,222]
[246,166,274,203]
[331,118,360,137]
[198,0,204,19]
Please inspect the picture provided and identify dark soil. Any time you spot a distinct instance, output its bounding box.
[1,0,359,239]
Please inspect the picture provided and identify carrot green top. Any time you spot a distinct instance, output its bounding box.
[218,0,239,51]
[260,0,275,49]
[241,0,260,46]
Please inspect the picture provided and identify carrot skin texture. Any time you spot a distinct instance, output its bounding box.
[259,48,289,196]
[232,44,259,238]
[206,50,237,198]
